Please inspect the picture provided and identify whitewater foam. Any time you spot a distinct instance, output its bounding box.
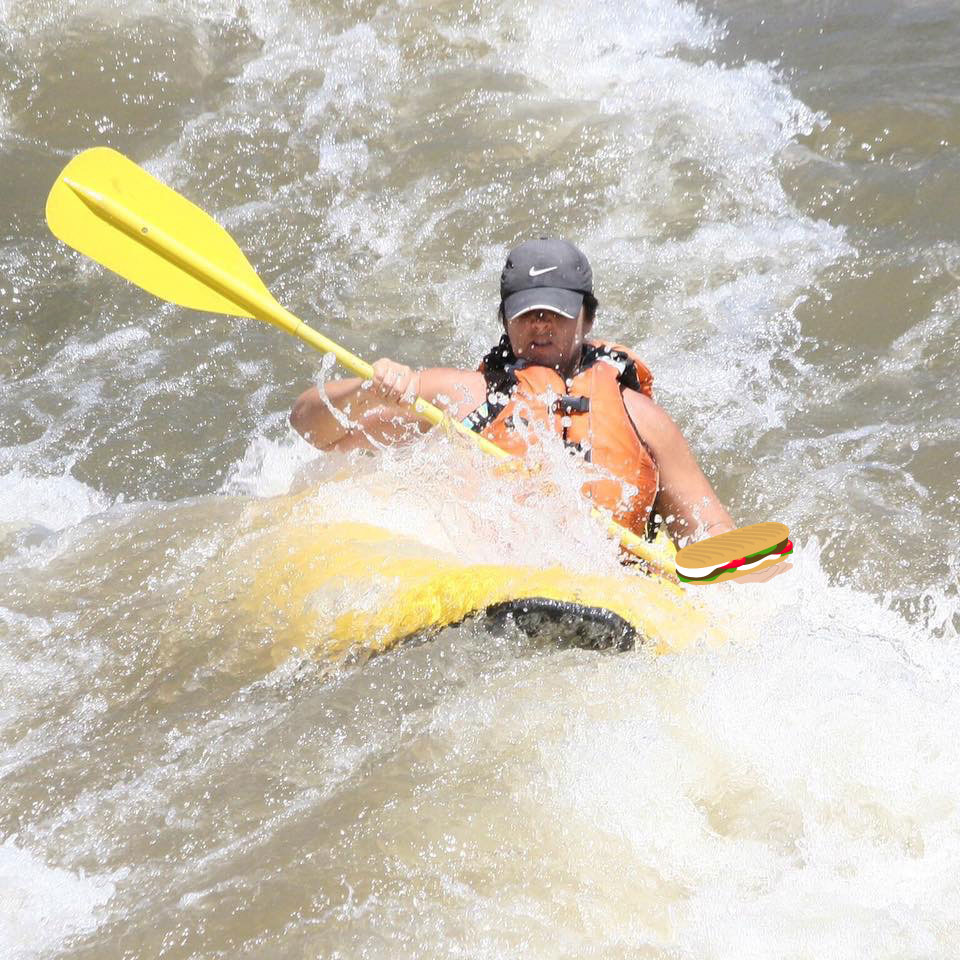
[0,469,110,534]
[0,838,114,959]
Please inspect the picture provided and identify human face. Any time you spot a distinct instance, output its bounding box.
[504,307,592,377]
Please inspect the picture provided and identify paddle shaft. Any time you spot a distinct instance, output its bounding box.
[63,178,678,581]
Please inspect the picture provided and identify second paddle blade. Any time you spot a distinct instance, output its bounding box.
[45,146,275,318]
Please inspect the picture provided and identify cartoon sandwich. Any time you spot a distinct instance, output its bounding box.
[675,522,793,584]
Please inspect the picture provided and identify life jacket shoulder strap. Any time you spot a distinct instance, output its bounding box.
[583,339,654,399]
[462,399,504,433]
[464,335,517,431]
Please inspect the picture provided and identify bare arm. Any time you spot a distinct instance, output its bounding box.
[623,391,735,548]
[290,360,485,452]
[289,368,416,452]
[623,391,792,583]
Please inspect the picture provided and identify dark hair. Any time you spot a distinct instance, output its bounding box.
[582,292,598,323]
[498,292,598,324]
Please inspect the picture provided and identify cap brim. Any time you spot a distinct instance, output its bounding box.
[503,288,584,322]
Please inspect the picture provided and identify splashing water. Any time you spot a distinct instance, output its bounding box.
[1,0,959,955]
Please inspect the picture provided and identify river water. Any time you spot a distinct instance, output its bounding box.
[2,0,959,956]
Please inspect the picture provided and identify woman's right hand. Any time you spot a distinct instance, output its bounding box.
[370,358,421,405]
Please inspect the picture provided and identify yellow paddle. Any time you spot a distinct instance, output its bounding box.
[45,146,679,584]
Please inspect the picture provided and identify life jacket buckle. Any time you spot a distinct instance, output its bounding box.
[553,395,590,414]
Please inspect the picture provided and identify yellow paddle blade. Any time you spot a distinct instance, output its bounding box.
[45,146,274,318]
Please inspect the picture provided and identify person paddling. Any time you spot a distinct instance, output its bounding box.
[291,238,789,580]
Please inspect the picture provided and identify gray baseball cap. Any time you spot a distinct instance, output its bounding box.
[500,238,593,322]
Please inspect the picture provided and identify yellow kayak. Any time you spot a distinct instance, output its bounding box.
[234,494,725,664]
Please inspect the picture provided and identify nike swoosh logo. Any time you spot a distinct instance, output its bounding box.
[528,266,558,277]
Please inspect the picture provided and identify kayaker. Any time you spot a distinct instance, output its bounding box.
[291,238,789,581]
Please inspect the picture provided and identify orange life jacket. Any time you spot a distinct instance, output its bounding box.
[464,338,660,539]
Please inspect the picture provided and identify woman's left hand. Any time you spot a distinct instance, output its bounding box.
[731,561,793,584]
